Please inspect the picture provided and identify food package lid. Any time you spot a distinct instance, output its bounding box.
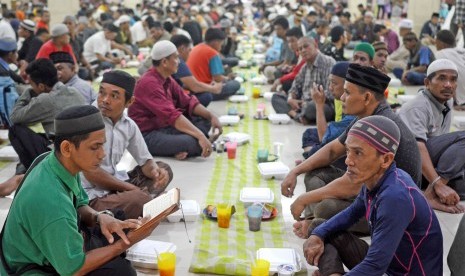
[258,161,290,176]
[167,200,200,218]
[268,114,291,123]
[389,78,401,87]
[223,132,251,145]
[397,95,416,104]
[126,239,177,269]
[256,248,301,273]
[454,116,465,128]
[240,187,274,203]
[0,146,19,161]
[229,95,249,102]
[219,115,241,126]
[263,92,274,101]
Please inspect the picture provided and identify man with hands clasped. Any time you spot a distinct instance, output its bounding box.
[82,70,173,219]
[303,116,442,276]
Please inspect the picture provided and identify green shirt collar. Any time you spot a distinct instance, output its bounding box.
[48,151,81,197]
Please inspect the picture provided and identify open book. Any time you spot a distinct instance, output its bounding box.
[132,188,180,233]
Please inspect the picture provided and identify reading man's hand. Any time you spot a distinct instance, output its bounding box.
[127,217,160,244]
[98,215,143,245]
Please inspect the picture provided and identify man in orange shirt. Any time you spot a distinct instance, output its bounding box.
[36,9,50,31]
[187,28,240,101]
[36,23,77,67]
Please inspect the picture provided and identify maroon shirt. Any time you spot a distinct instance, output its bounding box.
[128,67,200,133]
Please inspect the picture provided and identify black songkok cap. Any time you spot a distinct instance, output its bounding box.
[345,63,391,94]
[102,70,136,97]
[55,105,104,137]
[104,23,120,33]
[50,51,74,64]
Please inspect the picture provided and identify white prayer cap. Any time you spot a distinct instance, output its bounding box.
[399,19,413,29]
[151,40,177,61]
[427,59,458,78]
[277,7,288,16]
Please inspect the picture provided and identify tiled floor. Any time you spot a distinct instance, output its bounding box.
[0,84,462,276]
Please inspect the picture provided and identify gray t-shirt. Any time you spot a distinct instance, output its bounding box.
[339,101,422,185]
[399,89,452,142]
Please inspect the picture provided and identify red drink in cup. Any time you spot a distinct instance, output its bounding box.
[226,142,237,159]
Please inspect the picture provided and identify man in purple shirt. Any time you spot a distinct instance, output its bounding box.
[373,24,400,54]
[128,41,222,160]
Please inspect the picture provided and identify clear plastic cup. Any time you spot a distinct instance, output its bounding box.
[251,259,270,276]
[217,203,232,228]
[247,205,263,231]
[157,252,176,276]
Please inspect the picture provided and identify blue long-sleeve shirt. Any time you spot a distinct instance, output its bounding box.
[312,164,443,276]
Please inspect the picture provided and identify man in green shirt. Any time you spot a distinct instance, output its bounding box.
[1,105,158,275]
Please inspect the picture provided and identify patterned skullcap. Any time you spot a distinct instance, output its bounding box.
[348,115,400,154]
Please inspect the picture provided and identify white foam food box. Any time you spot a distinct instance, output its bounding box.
[256,248,302,275]
[219,115,241,126]
[167,200,200,222]
[268,114,291,125]
[263,92,274,101]
[238,60,248,67]
[454,116,465,129]
[239,187,274,203]
[257,161,290,180]
[397,95,416,104]
[223,132,251,145]
[0,146,19,161]
[126,239,177,269]
[0,130,8,140]
[250,76,267,85]
[229,95,249,103]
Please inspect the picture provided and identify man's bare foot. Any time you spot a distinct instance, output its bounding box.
[174,152,188,160]
[0,174,23,197]
[209,132,220,143]
[312,270,321,276]
[454,104,465,111]
[427,197,464,214]
[425,189,464,214]
[293,220,311,239]
[434,184,460,205]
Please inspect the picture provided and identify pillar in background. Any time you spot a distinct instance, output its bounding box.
[47,0,79,26]
[407,0,442,35]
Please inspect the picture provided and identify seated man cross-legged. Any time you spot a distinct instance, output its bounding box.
[284,64,421,237]
[399,59,465,214]
[128,41,222,159]
[304,115,443,276]
[82,70,173,219]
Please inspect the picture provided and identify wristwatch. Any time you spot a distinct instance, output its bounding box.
[95,210,114,225]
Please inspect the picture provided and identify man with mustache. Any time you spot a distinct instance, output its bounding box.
[303,116,443,276]
[399,59,465,214]
[285,64,421,238]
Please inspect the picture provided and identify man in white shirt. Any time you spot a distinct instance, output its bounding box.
[81,70,173,219]
[83,23,125,72]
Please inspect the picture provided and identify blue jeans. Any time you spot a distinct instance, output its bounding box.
[393,68,426,85]
[212,80,240,101]
[194,92,213,107]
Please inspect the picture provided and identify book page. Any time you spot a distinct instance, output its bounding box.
[142,188,180,219]
[133,188,180,234]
